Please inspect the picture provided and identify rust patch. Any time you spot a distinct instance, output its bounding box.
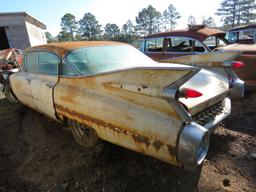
[55,104,179,165]
[153,140,164,150]
[167,145,176,157]
[55,104,160,148]
[132,135,150,146]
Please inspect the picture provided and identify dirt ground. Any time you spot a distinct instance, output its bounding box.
[0,93,255,192]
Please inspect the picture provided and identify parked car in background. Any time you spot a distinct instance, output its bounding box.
[0,48,22,71]
[140,25,256,91]
[1,41,232,171]
[214,43,256,90]
[225,24,256,44]
[0,48,22,102]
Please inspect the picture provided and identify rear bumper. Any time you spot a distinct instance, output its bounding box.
[229,78,245,99]
[177,97,231,171]
[178,123,209,171]
[195,97,231,131]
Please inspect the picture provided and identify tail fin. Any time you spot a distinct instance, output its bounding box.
[160,51,241,68]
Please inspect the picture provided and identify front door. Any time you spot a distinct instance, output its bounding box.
[10,72,37,110]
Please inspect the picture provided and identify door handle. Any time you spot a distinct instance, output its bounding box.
[46,83,54,88]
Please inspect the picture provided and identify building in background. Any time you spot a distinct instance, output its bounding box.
[0,12,46,50]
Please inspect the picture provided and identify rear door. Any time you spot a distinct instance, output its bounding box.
[29,51,59,119]
[10,52,37,110]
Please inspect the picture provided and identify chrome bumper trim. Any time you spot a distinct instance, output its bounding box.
[178,122,210,171]
[229,78,245,99]
[203,97,231,131]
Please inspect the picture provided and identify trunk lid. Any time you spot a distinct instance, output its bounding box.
[179,69,229,115]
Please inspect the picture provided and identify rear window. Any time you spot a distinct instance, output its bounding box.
[66,45,155,75]
[26,52,38,73]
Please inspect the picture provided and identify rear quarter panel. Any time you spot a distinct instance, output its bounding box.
[54,69,191,165]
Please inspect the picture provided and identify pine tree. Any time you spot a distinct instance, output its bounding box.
[104,23,120,40]
[188,15,196,25]
[203,17,216,28]
[122,20,135,35]
[59,13,78,41]
[135,5,162,35]
[216,0,256,27]
[162,4,181,30]
[79,13,102,40]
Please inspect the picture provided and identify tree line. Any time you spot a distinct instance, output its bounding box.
[46,0,256,43]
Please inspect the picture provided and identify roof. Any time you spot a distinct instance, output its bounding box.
[145,27,226,42]
[0,12,46,29]
[229,24,256,32]
[24,41,127,57]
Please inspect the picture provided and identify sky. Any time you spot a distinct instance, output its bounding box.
[0,0,223,36]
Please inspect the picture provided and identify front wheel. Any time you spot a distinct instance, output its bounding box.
[4,84,19,104]
[68,119,100,148]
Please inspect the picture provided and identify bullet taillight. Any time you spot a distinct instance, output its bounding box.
[231,61,245,68]
[179,88,203,99]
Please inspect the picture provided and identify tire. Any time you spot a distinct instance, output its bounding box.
[68,119,100,148]
[4,83,19,104]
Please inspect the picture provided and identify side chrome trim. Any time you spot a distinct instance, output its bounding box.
[178,122,210,171]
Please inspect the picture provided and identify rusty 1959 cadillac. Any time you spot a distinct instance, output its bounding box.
[0,41,231,171]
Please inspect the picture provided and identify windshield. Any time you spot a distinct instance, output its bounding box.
[66,45,156,75]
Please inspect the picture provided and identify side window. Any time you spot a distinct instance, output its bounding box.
[26,52,38,73]
[166,37,192,53]
[203,36,216,49]
[145,38,163,52]
[239,29,255,40]
[216,38,226,46]
[38,52,59,75]
[193,40,206,53]
[203,36,227,50]
[228,31,239,43]
[61,60,76,76]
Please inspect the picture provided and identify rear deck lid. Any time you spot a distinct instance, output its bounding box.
[179,69,229,115]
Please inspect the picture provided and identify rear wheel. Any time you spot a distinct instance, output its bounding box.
[68,119,100,148]
[4,83,19,104]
